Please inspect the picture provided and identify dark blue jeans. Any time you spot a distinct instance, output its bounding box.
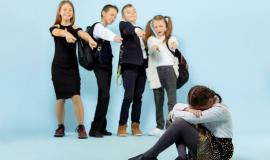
[119,68,146,125]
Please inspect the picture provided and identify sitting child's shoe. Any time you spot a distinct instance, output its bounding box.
[54,124,65,137]
[129,154,158,160]
[76,124,88,139]
[131,122,143,136]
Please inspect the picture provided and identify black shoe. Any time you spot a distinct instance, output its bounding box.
[54,124,65,137]
[175,156,187,160]
[129,154,157,160]
[103,130,112,136]
[89,130,104,138]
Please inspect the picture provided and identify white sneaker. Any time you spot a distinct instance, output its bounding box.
[148,128,165,136]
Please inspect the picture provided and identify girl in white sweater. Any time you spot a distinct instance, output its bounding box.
[145,15,179,136]
[129,85,234,160]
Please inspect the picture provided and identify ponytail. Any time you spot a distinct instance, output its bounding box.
[164,16,172,44]
[144,20,153,46]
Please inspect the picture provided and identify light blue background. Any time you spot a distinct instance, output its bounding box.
[0,0,270,158]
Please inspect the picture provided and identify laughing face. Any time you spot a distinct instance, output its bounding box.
[122,6,137,24]
[152,19,167,37]
[102,8,118,25]
[59,3,73,22]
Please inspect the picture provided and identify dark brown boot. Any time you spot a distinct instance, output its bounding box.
[54,124,65,137]
[76,125,88,139]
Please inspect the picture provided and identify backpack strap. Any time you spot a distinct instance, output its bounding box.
[166,41,181,58]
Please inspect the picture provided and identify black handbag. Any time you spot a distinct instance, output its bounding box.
[167,43,189,89]
[77,23,102,71]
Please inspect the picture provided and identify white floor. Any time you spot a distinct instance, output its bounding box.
[1,133,268,160]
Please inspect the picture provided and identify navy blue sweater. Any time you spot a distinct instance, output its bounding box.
[119,21,144,66]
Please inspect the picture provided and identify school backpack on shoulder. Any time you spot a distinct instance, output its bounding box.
[174,49,189,89]
[77,22,103,71]
[166,43,189,89]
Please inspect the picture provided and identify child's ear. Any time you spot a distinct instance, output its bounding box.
[101,11,106,17]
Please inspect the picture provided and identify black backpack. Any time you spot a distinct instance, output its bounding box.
[167,43,189,89]
[174,49,189,89]
[77,23,102,71]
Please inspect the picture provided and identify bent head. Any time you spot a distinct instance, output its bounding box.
[188,85,222,110]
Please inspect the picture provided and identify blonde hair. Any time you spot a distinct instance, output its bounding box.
[121,4,133,16]
[53,0,75,25]
[145,15,173,45]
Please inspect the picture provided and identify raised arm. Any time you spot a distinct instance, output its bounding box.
[93,23,122,42]
[50,25,76,43]
[172,106,227,124]
[78,30,97,49]
[119,21,136,36]
[147,36,160,55]
[168,36,179,51]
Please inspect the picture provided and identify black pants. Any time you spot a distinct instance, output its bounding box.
[119,68,146,125]
[90,65,112,132]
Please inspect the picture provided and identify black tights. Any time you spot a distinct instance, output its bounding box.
[143,118,199,159]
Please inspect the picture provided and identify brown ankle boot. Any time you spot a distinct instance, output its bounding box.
[54,124,65,137]
[117,124,128,137]
[131,122,142,136]
[76,125,88,139]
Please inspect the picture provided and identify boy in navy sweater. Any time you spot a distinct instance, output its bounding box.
[117,4,148,137]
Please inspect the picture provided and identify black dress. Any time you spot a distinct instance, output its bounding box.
[49,24,82,99]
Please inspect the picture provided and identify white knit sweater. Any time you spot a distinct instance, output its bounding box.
[146,36,179,89]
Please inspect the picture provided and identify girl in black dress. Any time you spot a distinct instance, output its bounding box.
[49,0,97,139]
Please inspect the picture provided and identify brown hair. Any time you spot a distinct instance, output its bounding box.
[188,85,222,108]
[121,4,133,16]
[101,4,118,17]
[145,15,173,45]
[53,0,75,25]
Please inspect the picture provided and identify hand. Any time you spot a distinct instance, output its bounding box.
[172,42,177,50]
[135,29,145,38]
[114,36,123,43]
[65,32,76,43]
[88,39,97,49]
[152,45,160,53]
[168,110,174,121]
[185,107,202,118]
[65,29,76,43]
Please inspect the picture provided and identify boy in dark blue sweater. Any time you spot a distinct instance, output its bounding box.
[117,4,148,137]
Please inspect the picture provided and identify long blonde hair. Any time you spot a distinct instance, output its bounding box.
[145,15,173,45]
[53,0,75,25]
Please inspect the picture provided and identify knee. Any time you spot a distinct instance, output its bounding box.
[172,118,189,130]
[133,96,142,102]
[123,93,134,102]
